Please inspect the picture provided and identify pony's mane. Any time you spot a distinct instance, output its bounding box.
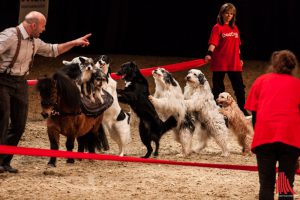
[53,72,81,110]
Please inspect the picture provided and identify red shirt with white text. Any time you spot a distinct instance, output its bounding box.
[208,23,242,71]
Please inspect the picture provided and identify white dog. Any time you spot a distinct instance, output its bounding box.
[95,55,131,156]
[216,92,253,155]
[148,68,195,156]
[184,69,229,157]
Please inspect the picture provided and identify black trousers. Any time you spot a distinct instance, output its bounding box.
[255,143,300,200]
[0,75,28,166]
[212,71,247,114]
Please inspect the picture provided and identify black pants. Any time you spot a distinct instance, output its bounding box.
[212,71,248,114]
[0,75,28,166]
[255,143,300,200]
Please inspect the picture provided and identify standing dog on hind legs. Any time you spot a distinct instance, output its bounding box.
[94,55,131,156]
[184,69,229,157]
[148,68,195,157]
[116,61,177,158]
[216,92,253,155]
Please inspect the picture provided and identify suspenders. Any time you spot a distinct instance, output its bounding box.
[6,27,22,74]
[5,27,35,75]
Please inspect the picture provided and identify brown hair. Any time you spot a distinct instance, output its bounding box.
[217,3,236,28]
[270,50,298,75]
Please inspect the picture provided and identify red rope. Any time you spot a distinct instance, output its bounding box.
[27,59,207,85]
[0,145,299,174]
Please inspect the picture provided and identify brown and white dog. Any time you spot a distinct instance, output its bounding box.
[216,92,253,155]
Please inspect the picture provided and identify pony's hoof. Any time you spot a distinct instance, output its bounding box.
[66,159,75,164]
[47,163,56,167]
[141,155,150,159]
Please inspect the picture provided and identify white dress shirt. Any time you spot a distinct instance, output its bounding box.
[0,23,59,76]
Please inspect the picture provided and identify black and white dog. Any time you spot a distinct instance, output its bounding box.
[62,56,96,102]
[95,55,131,156]
[148,68,196,157]
[116,61,177,158]
[184,69,229,156]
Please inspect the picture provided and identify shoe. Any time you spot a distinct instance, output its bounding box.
[0,166,4,173]
[3,165,18,173]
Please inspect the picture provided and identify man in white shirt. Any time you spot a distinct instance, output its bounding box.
[0,11,92,173]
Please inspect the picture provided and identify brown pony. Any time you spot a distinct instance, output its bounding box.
[36,71,113,167]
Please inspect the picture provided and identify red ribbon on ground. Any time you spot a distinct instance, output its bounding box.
[0,145,299,175]
[27,59,207,85]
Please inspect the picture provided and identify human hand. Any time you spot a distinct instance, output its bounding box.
[205,55,211,63]
[240,60,244,66]
[75,33,92,47]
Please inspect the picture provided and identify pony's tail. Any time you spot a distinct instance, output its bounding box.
[160,116,177,136]
[96,126,110,151]
[76,128,109,153]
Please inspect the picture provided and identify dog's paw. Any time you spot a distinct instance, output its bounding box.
[148,95,155,104]
[62,60,71,65]
[221,151,229,157]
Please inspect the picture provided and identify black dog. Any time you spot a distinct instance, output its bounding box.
[116,61,177,158]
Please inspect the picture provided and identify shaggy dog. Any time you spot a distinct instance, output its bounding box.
[148,68,195,156]
[116,61,177,158]
[62,56,96,102]
[216,92,253,155]
[184,69,229,156]
[94,55,131,156]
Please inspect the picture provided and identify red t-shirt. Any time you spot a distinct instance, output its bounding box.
[208,23,242,71]
[245,73,300,151]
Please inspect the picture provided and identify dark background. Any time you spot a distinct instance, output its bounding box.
[0,0,299,60]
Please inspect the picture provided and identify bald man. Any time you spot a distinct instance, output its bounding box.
[0,11,92,173]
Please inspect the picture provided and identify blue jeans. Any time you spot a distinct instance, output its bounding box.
[255,143,300,200]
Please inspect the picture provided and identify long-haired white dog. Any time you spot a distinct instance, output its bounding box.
[148,68,195,156]
[216,92,253,155]
[95,55,131,156]
[184,69,229,156]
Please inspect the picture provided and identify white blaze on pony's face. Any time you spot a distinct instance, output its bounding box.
[216,92,234,108]
[185,69,206,87]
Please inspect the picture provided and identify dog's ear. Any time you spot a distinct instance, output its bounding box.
[227,95,234,104]
[197,73,206,85]
[79,56,86,64]
[164,71,178,87]
[130,61,139,73]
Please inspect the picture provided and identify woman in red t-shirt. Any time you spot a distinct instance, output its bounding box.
[245,50,300,199]
[205,3,249,116]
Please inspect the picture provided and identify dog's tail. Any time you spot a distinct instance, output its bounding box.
[160,116,177,136]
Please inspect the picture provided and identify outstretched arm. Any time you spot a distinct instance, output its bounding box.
[57,33,92,55]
